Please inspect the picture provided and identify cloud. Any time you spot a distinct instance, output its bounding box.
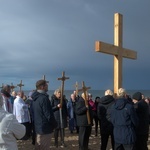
[0,0,150,90]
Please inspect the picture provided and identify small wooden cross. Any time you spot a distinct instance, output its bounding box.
[42,75,49,83]
[78,81,91,124]
[58,71,69,105]
[10,83,16,91]
[95,13,137,95]
[17,80,24,91]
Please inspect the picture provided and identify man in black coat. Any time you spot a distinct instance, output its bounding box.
[75,93,93,150]
[132,92,149,150]
[111,88,138,150]
[32,80,57,150]
[97,89,115,150]
[51,89,68,148]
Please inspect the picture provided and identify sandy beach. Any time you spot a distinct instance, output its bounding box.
[17,126,150,150]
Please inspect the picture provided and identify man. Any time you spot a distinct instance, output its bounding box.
[97,89,115,150]
[67,93,79,134]
[1,85,13,113]
[51,89,68,148]
[76,92,93,150]
[32,80,57,150]
[111,88,138,150]
[0,95,25,150]
[132,92,149,150]
[88,93,98,136]
[13,91,31,140]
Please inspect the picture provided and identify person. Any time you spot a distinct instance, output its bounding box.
[132,92,149,150]
[25,90,36,145]
[97,89,115,150]
[51,89,68,148]
[67,93,79,134]
[1,85,13,113]
[144,97,150,124]
[88,93,99,136]
[11,90,17,105]
[111,88,138,150]
[0,94,25,150]
[13,91,31,140]
[32,80,57,150]
[76,92,93,150]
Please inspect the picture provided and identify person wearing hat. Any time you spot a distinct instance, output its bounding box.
[111,88,138,150]
[132,92,149,150]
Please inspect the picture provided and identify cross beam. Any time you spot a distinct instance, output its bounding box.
[95,13,137,95]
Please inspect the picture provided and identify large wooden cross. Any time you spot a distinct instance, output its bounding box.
[95,13,137,95]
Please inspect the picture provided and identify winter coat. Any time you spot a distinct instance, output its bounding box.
[75,97,93,126]
[67,99,78,131]
[111,98,138,145]
[97,95,115,134]
[0,108,25,150]
[134,100,149,135]
[51,94,68,129]
[32,91,57,134]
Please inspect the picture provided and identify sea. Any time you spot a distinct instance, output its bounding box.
[24,90,150,100]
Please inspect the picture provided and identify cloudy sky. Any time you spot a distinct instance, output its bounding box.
[0,0,150,91]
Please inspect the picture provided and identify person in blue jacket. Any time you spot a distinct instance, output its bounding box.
[111,88,138,150]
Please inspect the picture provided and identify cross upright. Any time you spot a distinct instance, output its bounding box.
[58,71,69,105]
[17,80,24,91]
[78,81,91,124]
[42,75,49,83]
[74,81,80,97]
[95,13,137,95]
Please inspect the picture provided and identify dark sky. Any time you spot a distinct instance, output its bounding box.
[0,0,150,91]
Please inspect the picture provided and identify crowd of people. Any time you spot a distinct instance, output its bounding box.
[0,80,149,150]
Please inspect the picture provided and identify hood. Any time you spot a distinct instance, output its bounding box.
[114,98,128,110]
[31,91,48,101]
[100,95,115,105]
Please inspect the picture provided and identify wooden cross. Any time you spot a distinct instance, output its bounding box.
[78,81,91,124]
[10,83,16,91]
[17,80,24,91]
[74,81,80,97]
[95,13,137,95]
[42,75,49,83]
[58,71,69,106]
[57,71,69,143]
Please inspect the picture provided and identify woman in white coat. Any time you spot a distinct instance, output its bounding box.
[0,95,25,150]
